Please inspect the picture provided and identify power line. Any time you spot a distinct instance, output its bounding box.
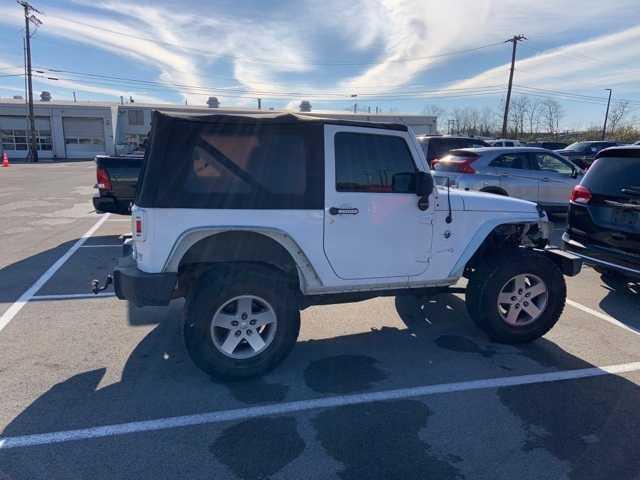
[32,65,505,98]
[43,14,505,66]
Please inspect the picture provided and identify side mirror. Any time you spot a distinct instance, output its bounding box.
[416,171,434,197]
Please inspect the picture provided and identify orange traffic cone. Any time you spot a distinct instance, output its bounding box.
[2,152,8,168]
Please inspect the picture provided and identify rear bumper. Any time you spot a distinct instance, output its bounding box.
[93,193,132,216]
[544,247,582,276]
[113,255,177,306]
[563,232,640,278]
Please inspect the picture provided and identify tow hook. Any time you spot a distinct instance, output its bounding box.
[91,275,113,294]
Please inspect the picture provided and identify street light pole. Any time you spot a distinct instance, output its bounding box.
[602,88,612,141]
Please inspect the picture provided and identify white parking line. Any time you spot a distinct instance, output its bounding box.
[31,293,116,301]
[567,299,640,337]
[0,214,110,335]
[1,361,639,450]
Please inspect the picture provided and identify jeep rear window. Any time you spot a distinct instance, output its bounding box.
[186,131,306,196]
[137,114,324,210]
[335,132,416,193]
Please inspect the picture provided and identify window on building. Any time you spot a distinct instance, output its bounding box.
[127,109,144,126]
[1,128,51,151]
[125,134,147,148]
[335,132,416,193]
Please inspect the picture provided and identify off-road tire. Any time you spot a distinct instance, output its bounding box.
[184,264,300,380]
[466,249,566,344]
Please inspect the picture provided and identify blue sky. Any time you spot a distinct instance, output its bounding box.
[0,0,639,130]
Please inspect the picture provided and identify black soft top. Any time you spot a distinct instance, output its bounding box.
[152,110,409,131]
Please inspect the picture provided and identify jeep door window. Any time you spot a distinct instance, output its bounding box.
[335,132,416,193]
[534,152,573,175]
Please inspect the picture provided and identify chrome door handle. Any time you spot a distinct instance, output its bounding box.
[542,178,550,182]
[329,207,359,215]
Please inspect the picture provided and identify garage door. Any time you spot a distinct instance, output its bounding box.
[63,117,105,158]
[0,116,53,159]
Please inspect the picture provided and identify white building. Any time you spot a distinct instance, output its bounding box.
[0,99,116,159]
[0,98,437,159]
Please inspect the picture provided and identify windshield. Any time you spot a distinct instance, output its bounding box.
[564,142,590,152]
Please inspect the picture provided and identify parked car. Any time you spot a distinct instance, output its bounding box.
[98,111,581,379]
[92,153,144,215]
[431,147,583,213]
[487,139,524,147]
[417,135,489,166]
[526,141,568,150]
[563,146,640,279]
[555,141,618,170]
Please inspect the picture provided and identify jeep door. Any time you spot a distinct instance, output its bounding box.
[323,126,433,280]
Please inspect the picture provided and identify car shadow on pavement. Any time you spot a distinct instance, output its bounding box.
[598,272,640,331]
[1,294,639,480]
[0,235,122,303]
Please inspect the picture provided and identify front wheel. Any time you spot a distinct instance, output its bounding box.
[466,250,566,344]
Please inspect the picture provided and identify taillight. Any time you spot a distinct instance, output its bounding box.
[96,167,112,191]
[435,157,477,174]
[570,185,592,204]
[133,212,146,241]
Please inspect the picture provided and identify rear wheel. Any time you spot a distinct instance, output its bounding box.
[184,265,300,379]
[466,250,566,343]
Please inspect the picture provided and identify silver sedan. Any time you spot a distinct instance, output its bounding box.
[431,147,583,212]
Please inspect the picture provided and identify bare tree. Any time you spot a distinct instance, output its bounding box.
[607,100,631,134]
[479,107,498,136]
[422,104,446,118]
[452,108,464,134]
[527,98,542,134]
[509,96,530,136]
[540,98,564,134]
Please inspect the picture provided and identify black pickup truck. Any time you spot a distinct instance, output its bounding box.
[92,153,144,215]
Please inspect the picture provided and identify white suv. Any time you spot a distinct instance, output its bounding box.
[104,111,581,379]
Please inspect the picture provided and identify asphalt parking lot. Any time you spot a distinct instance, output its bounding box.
[1,162,639,480]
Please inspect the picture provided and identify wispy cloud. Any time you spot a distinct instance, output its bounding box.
[1,0,639,111]
[448,25,640,94]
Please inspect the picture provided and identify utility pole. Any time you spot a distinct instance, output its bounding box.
[501,34,526,138]
[257,98,262,110]
[73,91,77,103]
[602,88,612,140]
[19,1,42,162]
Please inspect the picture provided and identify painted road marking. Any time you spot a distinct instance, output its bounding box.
[1,361,639,450]
[31,293,116,301]
[567,299,640,337]
[0,214,110,335]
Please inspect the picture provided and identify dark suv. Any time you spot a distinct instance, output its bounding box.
[563,146,640,278]
[556,141,618,170]
[417,135,489,166]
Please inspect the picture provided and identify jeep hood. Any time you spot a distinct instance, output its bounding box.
[442,188,539,214]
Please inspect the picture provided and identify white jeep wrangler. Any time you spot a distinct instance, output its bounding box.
[104,111,581,379]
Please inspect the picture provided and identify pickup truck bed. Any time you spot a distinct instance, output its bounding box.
[92,154,143,215]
